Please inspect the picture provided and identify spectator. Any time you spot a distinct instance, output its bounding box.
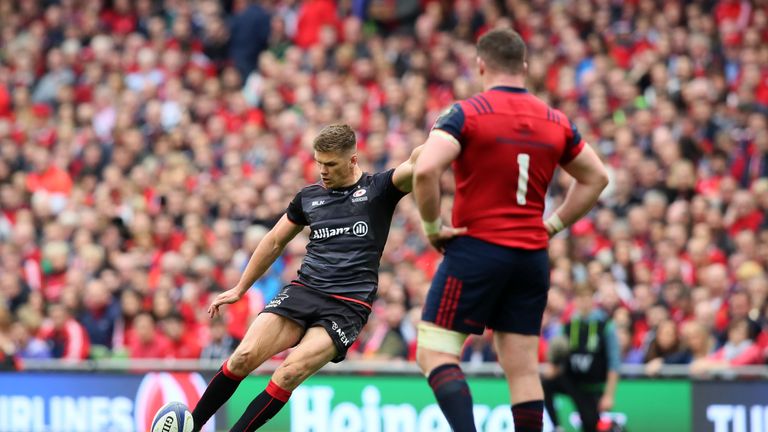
[293,0,340,49]
[229,0,271,81]
[615,321,645,365]
[461,331,497,365]
[38,303,90,360]
[0,272,30,314]
[161,312,201,359]
[692,318,764,374]
[358,288,411,360]
[726,290,762,341]
[10,307,51,359]
[127,312,170,359]
[32,48,75,105]
[112,288,143,352]
[79,279,121,351]
[200,317,238,361]
[0,306,17,370]
[643,319,683,364]
[670,321,714,365]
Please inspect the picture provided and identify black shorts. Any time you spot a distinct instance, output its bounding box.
[421,236,550,335]
[261,284,371,363]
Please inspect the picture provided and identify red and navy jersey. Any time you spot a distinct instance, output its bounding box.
[433,86,585,250]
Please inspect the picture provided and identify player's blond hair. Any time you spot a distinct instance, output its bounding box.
[313,124,357,154]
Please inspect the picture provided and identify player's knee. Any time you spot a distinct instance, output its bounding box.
[228,350,257,376]
[415,345,432,373]
[273,361,308,391]
[416,323,466,373]
[502,355,538,378]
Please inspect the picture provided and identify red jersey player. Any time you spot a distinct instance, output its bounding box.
[413,28,609,432]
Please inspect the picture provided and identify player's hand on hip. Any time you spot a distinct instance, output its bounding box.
[208,288,243,318]
[427,225,468,253]
[544,224,557,238]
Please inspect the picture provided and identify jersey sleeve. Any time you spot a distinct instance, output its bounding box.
[430,103,465,146]
[377,169,407,204]
[285,190,309,226]
[559,119,586,165]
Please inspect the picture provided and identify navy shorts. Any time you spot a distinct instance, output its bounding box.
[422,236,549,335]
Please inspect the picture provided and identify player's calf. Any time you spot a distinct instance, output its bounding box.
[230,380,292,432]
[229,327,338,431]
[417,322,477,432]
[191,360,245,432]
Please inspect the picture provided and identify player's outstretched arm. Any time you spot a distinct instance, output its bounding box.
[545,143,609,237]
[208,214,304,318]
[391,144,424,193]
[413,132,466,252]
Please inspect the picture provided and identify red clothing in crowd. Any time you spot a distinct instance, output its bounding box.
[26,165,73,195]
[166,335,202,359]
[100,9,137,35]
[728,210,764,236]
[0,84,10,118]
[39,319,90,360]
[294,0,340,48]
[709,342,764,365]
[128,333,172,359]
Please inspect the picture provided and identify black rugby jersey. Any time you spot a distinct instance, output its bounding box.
[285,169,406,304]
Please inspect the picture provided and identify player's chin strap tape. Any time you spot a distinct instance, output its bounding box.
[417,322,468,360]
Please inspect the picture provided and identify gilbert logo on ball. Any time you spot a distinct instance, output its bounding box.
[135,372,215,432]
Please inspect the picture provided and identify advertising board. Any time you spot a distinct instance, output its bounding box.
[692,381,768,432]
[228,376,691,432]
[0,372,216,432]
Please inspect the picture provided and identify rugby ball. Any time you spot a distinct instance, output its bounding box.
[151,401,194,432]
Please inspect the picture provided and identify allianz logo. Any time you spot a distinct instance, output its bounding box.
[311,222,369,240]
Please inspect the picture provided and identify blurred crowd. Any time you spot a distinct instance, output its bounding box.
[0,0,766,375]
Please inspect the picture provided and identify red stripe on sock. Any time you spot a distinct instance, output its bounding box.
[513,408,542,413]
[222,360,245,381]
[430,373,466,391]
[245,399,273,431]
[265,380,292,403]
[513,412,542,419]
[428,368,454,386]
[512,409,542,414]
[207,370,222,385]
[513,410,542,416]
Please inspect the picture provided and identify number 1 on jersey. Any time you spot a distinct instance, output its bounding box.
[516,153,530,205]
